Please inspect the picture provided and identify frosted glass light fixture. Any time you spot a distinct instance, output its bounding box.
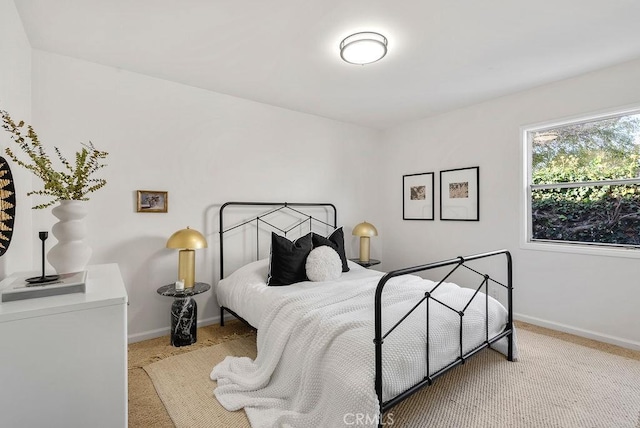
[340,32,388,65]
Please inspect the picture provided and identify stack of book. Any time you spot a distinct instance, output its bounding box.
[1,271,87,302]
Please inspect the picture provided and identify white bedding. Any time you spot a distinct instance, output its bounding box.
[215,258,369,327]
[212,259,516,427]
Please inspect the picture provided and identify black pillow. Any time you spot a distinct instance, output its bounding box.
[312,227,350,272]
[267,232,313,286]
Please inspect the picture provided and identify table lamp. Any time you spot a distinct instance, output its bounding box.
[352,221,378,263]
[166,227,208,288]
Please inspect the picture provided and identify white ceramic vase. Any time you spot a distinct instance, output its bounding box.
[47,200,92,274]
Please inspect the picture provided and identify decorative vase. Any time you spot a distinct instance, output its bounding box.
[47,200,92,274]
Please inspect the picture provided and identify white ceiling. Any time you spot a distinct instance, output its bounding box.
[14,0,640,130]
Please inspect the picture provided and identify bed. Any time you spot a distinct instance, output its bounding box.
[211,202,515,428]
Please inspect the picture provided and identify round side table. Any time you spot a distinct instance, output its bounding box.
[349,258,381,268]
[156,282,211,347]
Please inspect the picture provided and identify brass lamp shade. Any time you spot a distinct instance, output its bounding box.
[166,227,208,250]
[166,227,207,288]
[352,221,378,263]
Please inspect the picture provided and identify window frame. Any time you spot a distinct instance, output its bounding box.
[520,104,640,259]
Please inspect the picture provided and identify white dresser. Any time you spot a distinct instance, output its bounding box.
[0,263,128,428]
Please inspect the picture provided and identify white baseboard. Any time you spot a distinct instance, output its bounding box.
[515,312,640,351]
[128,326,168,344]
[127,315,221,343]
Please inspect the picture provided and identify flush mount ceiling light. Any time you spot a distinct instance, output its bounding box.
[340,32,388,65]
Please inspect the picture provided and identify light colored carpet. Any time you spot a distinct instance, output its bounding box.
[129,321,255,427]
[145,337,255,427]
[144,328,640,428]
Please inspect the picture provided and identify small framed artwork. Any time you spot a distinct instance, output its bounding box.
[440,166,479,221]
[137,190,168,213]
[403,172,435,220]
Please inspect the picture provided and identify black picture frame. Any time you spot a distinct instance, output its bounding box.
[440,166,479,221]
[403,172,435,220]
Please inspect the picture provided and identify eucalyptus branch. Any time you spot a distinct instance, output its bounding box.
[0,109,109,209]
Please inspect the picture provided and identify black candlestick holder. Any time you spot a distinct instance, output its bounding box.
[26,231,60,284]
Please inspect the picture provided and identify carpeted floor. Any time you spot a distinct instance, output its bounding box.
[128,321,639,427]
[145,336,256,427]
[128,321,256,427]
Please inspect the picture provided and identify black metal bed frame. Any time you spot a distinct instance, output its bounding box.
[217,202,514,427]
[374,250,513,426]
[218,201,337,327]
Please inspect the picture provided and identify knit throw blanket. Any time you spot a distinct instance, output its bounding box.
[211,271,513,427]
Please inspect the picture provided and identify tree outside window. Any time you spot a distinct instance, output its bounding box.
[528,111,640,247]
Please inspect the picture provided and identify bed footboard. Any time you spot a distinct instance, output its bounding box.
[374,250,513,426]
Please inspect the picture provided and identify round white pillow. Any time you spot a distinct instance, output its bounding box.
[305,246,342,282]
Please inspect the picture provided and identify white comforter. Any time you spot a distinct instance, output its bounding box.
[211,266,513,428]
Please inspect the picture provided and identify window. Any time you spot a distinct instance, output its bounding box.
[523,108,640,252]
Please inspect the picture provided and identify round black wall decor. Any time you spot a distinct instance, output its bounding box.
[0,157,16,256]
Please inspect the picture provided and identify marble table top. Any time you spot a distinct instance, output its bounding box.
[156,282,210,298]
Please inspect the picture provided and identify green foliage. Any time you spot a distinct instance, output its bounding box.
[1,109,108,209]
[530,114,640,246]
[532,195,640,245]
[532,153,639,202]
[532,115,640,171]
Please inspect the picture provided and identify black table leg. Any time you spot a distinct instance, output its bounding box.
[170,297,198,347]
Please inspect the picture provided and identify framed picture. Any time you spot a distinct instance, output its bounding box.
[403,172,434,220]
[440,166,479,221]
[137,190,168,213]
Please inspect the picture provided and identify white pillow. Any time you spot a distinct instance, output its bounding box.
[305,246,342,282]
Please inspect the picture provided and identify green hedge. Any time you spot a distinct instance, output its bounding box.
[530,115,640,246]
[531,194,640,245]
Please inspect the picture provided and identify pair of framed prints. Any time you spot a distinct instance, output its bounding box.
[403,166,479,221]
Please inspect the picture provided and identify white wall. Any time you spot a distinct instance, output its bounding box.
[0,0,32,277]
[380,58,640,350]
[30,50,382,341]
[7,9,639,349]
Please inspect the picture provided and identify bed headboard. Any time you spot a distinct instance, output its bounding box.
[219,202,337,279]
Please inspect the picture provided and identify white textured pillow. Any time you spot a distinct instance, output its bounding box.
[305,246,342,282]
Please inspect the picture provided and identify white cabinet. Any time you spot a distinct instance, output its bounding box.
[0,264,128,428]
